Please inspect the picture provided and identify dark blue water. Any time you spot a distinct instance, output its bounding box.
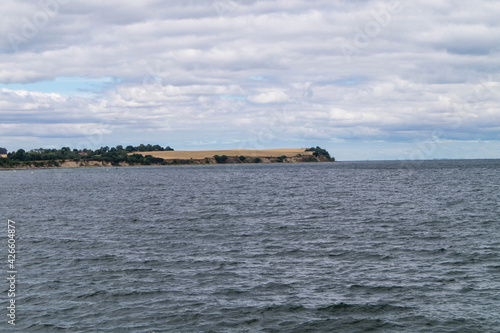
[2,160,500,332]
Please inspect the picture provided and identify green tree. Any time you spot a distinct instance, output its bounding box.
[11,149,26,161]
[0,147,7,154]
[306,146,332,160]
[214,155,228,163]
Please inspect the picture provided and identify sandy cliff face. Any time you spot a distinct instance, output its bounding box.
[130,148,333,164]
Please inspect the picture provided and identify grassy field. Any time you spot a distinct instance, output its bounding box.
[131,149,313,160]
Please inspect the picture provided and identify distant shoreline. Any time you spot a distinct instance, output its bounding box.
[0,148,334,170]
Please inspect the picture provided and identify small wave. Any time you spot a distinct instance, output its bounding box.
[486,265,500,272]
[217,288,249,296]
[317,302,412,314]
[24,322,73,331]
[258,304,306,314]
[76,289,109,299]
[291,317,403,332]
[72,254,118,262]
[76,288,166,300]
[349,284,405,293]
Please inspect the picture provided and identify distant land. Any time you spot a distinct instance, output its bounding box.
[0,145,334,169]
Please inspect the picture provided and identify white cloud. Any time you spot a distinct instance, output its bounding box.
[0,0,499,158]
[248,90,290,104]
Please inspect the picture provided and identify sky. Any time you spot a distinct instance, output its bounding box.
[1,0,499,161]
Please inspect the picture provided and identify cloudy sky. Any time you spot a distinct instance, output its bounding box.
[1,0,499,160]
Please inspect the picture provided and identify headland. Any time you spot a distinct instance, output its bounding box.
[0,145,334,169]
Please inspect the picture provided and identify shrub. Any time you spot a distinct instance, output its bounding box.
[214,155,228,163]
[276,155,287,163]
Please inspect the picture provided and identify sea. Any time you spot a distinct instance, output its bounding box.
[1,160,499,332]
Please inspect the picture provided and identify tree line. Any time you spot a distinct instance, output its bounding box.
[0,144,173,168]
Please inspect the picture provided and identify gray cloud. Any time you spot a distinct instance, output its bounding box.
[0,0,499,158]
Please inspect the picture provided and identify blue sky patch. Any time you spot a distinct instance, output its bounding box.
[0,76,117,97]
